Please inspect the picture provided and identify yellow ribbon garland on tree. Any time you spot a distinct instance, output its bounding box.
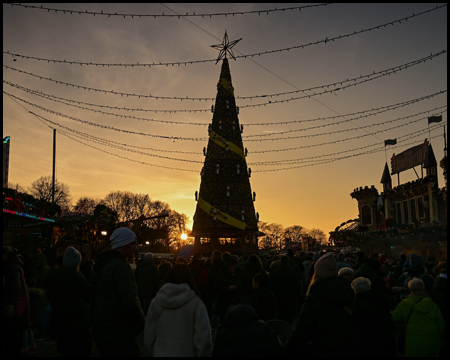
[218,78,234,95]
[209,131,245,159]
[198,197,246,230]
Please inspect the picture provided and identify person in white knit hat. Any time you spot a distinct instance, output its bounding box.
[90,228,145,357]
[62,246,81,268]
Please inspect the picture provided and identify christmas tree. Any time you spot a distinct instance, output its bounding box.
[192,32,259,254]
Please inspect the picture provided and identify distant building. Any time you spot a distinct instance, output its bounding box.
[341,140,447,256]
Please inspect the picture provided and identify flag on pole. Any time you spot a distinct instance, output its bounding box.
[428,115,442,124]
[384,139,397,146]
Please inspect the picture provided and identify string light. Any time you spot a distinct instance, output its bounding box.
[6,3,334,18]
[243,105,447,139]
[5,80,445,128]
[245,109,447,143]
[253,123,446,172]
[3,5,446,68]
[3,50,446,105]
[5,92,446,172]
[3,91,208,141]
[251,122,446,166]
[5,90,446,144]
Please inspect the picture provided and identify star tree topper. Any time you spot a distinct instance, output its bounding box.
[210,31,242,65]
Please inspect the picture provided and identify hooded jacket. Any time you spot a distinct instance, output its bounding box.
[212,303,282,357]
[90,250,145,344]
[352,290,396,357]
[392,294,446,357]
[144,283,211,357]
[285,276,362,357]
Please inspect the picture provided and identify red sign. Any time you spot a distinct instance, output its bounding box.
[391,139,428,175]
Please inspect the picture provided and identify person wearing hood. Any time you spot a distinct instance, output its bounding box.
[354,257,388,295]
[144,263,211,357]
[212,297,282,357]
[396,253,435,299]
[284,252,362,357]
[90,228,145,357]
[351,277,396,357]
[391,278,445,357]
[44,246,92,357]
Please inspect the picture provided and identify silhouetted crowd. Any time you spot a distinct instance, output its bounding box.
[3,227,447,357]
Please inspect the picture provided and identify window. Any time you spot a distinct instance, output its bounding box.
[218,237,238,245]
[396,202,402,225]
[361,205,372,225]
[200,237,210,245]
[410,198,417,222]
[403,201,409,224]
[418,197,425,219]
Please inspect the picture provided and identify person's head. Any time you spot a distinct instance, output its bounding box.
[410,253,424,267]
[222,252,238,274]
[408,278,425,294]
[281,255,290,266]
[248,254,261,266]
[338,267,354,283]
[63,246,82,269]
[165,263,194,287]
[337,253,345,262]
[252,272,269,290]
[314,252,337,278]
[164,263,203,301]
[144,252,154,262]
[351,277,371,294]
[110,228,137,259]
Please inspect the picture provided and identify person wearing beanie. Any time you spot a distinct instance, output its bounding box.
[285,252,361,357]
[396,252,435,301]
[90,227,144,357]
[44,246,91,357]
[63,246,81,268]
[314,252,338,279]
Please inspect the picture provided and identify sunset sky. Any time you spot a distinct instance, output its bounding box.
[3,3,447,235]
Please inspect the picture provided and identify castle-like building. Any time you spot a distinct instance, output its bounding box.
[341,139,447,256]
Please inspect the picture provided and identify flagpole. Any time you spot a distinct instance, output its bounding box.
[444,124,447,156]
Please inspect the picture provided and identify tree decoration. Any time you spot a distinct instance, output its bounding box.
[210,30,242,64]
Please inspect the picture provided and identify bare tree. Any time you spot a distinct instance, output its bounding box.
[306,228,327,250]
[28,175,72,212]
[285,225,305,246]
[258,222,285,251]
[72,196,102,215]
[7,182,27,194]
